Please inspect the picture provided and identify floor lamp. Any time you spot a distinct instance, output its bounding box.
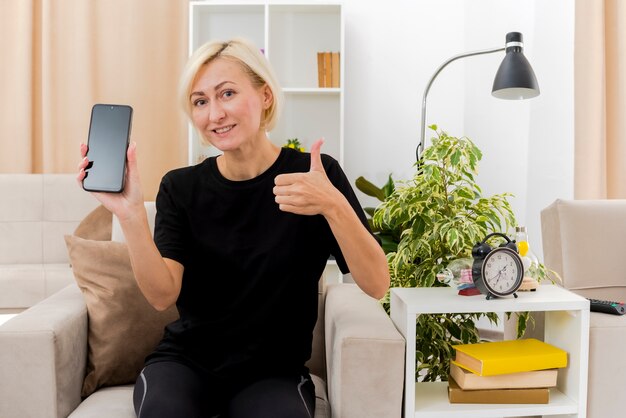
[417,32,540,162]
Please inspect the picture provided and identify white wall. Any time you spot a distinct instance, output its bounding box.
[343,0,574,260]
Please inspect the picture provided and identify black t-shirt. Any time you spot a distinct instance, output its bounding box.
[146,147,371,379]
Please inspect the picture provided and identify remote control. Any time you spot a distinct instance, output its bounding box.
[587,298,626,315]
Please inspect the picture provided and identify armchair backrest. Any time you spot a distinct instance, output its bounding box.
[112,202,327,380]
[541,198,626,301]
[0,174,99,309]
[0,174,98,266]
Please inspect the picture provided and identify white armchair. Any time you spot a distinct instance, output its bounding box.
[541,199,626,418]
[0,201,405,418]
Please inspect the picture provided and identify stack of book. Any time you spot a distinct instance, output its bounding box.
[448,338,568,404]
[317,51,340,88]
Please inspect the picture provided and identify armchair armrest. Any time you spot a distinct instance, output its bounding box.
[325,283,405,418]
[0,284,87,418]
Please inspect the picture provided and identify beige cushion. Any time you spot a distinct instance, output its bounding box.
[64,235,179,397]
[74,205,112,241]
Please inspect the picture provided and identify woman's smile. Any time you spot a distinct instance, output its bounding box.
[213,124,236,135]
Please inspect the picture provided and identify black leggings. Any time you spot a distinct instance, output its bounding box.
[133,361,316,418]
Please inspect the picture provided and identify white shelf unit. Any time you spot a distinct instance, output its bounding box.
[390,285,590,418]
[188,1,344,166]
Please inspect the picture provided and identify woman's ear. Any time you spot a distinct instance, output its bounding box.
[261,84,273,109]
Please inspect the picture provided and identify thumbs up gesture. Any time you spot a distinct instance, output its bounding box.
[273,138,342,216]
[308,137,325,173]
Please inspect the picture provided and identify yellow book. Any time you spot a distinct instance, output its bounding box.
[452,338,567,376]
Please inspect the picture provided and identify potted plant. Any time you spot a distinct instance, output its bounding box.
[283,138,306,152]
[354,174,399,254]
[356,126,556,382]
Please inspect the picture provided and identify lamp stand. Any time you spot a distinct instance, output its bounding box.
[417,46,505,162]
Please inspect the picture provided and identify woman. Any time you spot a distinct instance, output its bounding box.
[77,38,389,418]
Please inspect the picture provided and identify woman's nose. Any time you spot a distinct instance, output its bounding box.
[209,101,226,122]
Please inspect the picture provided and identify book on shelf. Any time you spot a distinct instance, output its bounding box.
[452,338,568,376]
[330,51,340,87]
[449,362,558,390]
[447,377,550,404]
[316,51,341,88]
[324,52,332,88]
[317,52,325,88]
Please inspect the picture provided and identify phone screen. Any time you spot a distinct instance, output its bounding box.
[83,104,133,193]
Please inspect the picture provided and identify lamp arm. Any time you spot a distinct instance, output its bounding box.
[417,46,505,162]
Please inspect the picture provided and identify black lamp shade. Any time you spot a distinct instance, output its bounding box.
[491,32,540,100]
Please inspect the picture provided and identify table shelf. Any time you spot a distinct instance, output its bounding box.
[413,382,578,418]
[390,285,590,418]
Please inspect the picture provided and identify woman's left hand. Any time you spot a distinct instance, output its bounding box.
[273,138,342,216]
[276,138,391,299]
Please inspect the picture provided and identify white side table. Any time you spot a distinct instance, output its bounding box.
[390,285,590,418]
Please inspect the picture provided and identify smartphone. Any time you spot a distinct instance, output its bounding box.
[82,104,133,193]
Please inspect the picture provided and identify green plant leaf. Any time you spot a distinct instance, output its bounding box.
[379,234,399,253]
[364,125,521,382]
[382,174,395,198]
[355,176,386,201]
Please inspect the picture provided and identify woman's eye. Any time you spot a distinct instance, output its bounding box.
[193,98,207,107]
[222,90,235,99]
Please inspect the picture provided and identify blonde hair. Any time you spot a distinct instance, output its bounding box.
[178,38,282,132]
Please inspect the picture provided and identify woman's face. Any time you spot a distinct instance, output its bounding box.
[189,58,271,152]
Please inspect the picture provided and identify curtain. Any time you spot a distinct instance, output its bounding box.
[575,0,626,198]
[0,0,188,199]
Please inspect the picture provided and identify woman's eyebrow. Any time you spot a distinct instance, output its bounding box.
[213,80,234,90]
[190,81,235,99]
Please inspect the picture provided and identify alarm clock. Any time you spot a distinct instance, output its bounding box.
[471,232,524,300]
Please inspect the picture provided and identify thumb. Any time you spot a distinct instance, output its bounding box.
[126,142,139,178]
[127,142,137,167]
[309,138,324,172]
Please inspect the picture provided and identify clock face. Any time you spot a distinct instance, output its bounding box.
[481,247,523,296]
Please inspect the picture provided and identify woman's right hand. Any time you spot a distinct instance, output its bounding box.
[78,142,182,309]
[76,142,145,222]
